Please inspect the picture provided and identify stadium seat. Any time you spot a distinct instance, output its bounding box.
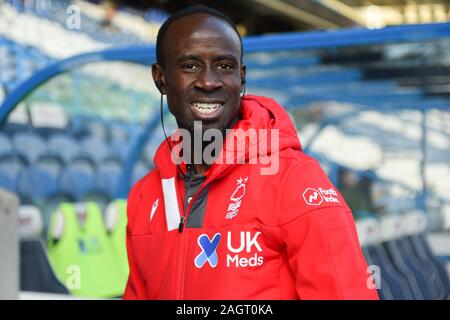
[392,236,444,299]
[35,154,64,179]
[0,153,28,183]
[16,167,58,201]
[0,133,12,156]
[47,134,80,164]
[0,170,15,192]
[80,138,112,165]
[39,194,76,235]
[68,155,97,175]
[18,205,69,294]
[59,166,96,200]
[380,215,427,299]
[400,211,447,299]
[47,202,127,298]
[12,132,47,164]
[355,215,414,300]
[409,234,450,299]
[95,161,122,199]
[108,121,129,144]
[109,141,131,163]
[105,200,129,281]
[85,119,109,141]
[132,160,151,185]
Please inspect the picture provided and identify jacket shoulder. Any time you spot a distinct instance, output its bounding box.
[126,169,159,230]
[278,152,350,225]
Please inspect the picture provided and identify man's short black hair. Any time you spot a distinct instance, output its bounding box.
[156,5,243,67]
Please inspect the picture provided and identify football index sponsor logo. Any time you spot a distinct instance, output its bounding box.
[303,187,339,206]
[195,231,264,268]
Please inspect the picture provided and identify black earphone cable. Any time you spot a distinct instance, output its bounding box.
[160,93,188,179]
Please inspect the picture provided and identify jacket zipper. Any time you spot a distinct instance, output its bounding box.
[174,177,186,299]
[175,177,211,300]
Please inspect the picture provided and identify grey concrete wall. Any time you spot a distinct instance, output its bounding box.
[0,188,19,299]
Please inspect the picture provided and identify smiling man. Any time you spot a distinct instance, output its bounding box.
[123,6,379,300]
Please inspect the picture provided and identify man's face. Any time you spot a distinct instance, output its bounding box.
[153,13,246,134]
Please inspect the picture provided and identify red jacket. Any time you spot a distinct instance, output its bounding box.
[123,95,379,300]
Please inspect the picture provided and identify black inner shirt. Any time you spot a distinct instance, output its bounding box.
[183,166,208,228]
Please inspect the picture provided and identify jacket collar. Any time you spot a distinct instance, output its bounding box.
[153,95,302,180]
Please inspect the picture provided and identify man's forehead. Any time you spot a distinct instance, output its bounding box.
[164,14,241,51]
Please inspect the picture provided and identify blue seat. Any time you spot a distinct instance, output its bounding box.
[80,138,112,165]
[0,122,29,136]
[68,155,97,175]
[362,246,394,300]
[382,240,427,299]
[59,166,95,200]
[0,153,28,182]
[0,133,12,156]
[393,237,444,299]
[108,142,131,163]
[12,132,47,164]
[132,161,151,185]
[70,116,108,141]
[85,119,108,141]
[0,170,15,192]
[365,244,415,300]
[143,129,168,164]
[397,237,446,300]
[20,240,70,294]
[19,205,68,294]
[47,134,80,164]
[35,154,65,180]
[17,167,58,200]
[95,162,122,199]
[409,234,450,299]
[108,121,129,144]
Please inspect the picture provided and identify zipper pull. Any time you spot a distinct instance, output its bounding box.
[178,216,186,233]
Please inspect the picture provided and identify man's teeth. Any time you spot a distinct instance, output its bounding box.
[192,102,221,114]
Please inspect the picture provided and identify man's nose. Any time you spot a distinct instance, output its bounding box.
[195,68,223,91]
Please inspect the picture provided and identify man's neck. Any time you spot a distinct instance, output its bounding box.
[185,114,241,175]
[192,163,210,175]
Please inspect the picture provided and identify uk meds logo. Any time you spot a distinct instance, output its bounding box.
[195,233,221,268]
[226,231,264,268]
[194,231,264,268]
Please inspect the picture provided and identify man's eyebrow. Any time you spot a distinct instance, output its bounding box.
[213,54,239,63]
[176,54,203,63]
[176,54,239,64]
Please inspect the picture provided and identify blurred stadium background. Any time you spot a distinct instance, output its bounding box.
[0,0,449,300]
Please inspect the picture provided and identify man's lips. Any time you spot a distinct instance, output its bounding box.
[190,100,225,121]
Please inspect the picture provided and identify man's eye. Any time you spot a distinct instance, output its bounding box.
[183,64,197,70]
[217,64,233,70]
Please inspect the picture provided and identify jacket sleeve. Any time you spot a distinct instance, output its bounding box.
[123,181,147,300]
[279,159,379,300]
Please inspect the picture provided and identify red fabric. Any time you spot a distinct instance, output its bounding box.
[123,95,379,300]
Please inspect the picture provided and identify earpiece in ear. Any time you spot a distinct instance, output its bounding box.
[155,80,164,92]
[240,78,246,97]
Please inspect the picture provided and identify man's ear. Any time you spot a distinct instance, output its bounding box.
[240,64,247,91]
[152,63,165,94]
